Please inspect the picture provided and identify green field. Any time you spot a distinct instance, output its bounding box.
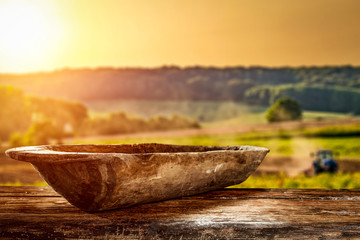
[315,137,360,158]
[85,100,266,123]
[3,131,360,188]
[3,99,360,188]
[231,172,360,189]
[72,134,360,159]
[70,132,360,189]
[85,99,350,124]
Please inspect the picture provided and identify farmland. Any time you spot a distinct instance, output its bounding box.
[84,99,350,124]
[1,100,360,188]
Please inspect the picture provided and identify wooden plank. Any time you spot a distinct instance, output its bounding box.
[0,187,359,239]
[0,186,57,197]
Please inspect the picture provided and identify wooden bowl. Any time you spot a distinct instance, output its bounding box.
[6,143,269,211]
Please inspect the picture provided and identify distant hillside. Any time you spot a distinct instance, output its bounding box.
[245,84,360,114]
[1,66,360,113]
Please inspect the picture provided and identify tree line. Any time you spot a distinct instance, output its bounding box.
[1,65,359,100]
[245,84,360,114]
[1,65,360,114]
[0,86,199,147]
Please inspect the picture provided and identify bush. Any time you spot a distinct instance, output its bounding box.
[266,97,302,122]
[81,112,200,136]
[28,96,88,134]
[9,133,24,148]
[10,120,64,147]
[0,86,31,141]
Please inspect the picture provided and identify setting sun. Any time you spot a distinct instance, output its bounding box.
[0,0,360,73]
[0,0,64,73]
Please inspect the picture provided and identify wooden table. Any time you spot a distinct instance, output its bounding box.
[0,187,359,239]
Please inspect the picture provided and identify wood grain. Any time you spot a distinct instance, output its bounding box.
[0,187,359,239]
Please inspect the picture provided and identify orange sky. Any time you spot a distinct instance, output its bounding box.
[1,0,360,73]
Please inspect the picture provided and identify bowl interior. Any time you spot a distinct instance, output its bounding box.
[46,143,241,154]
[6,143,269,164]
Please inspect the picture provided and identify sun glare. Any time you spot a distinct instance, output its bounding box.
[0,1,64,73]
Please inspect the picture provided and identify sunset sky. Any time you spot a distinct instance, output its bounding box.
[0,0,360,73]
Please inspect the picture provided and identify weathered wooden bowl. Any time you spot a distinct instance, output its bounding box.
[6,143,269,211]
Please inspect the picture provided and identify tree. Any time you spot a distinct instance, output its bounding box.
[27,96,88,134]
[0,86,31,140]
[10,120,64,147]
[266,97,302,122]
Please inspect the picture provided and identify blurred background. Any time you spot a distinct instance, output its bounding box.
[1,0,360,188]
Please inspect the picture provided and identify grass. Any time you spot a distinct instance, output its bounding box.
[85,99,350,125]
[79,100,359,158]
[303,124,360,137]
[315,137,360,158]
[3,135,360,188]
[86,100,266,123]
[72,134,294,157]
[302,111,351,121]
[4,101,359,187]
[202,112,266,127]
[73,131,360,159]
[230,172,360,189]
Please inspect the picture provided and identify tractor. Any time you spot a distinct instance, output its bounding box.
[311,150,338,175]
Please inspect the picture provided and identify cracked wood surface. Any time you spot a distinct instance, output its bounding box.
[0,187,359,239]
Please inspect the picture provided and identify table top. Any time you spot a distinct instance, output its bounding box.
[0,187,359,239]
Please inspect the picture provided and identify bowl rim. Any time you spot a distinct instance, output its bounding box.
[5,143,269,163]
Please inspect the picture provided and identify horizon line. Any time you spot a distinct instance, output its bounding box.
[1,64,359,75]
